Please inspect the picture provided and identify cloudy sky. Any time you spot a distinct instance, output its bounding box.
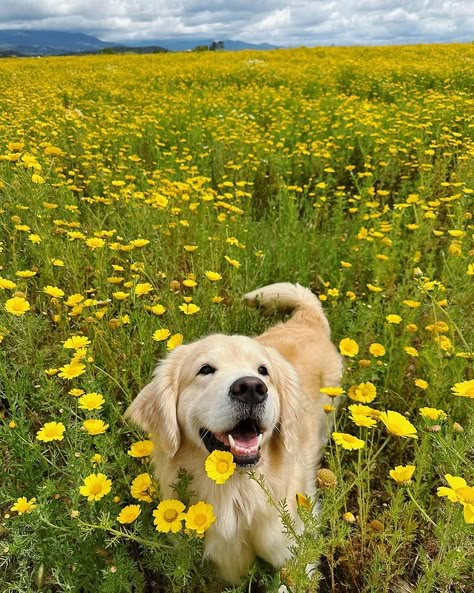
[0,0,473,46]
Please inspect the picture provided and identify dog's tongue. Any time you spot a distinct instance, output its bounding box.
[214,428,261,457]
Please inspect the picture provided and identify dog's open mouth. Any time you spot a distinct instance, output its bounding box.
[200,418,263,467]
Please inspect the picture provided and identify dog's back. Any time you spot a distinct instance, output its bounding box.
[244,282,342,454]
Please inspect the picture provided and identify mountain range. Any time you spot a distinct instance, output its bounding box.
[0,29,277,56]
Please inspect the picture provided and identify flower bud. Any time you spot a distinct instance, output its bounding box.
[316,468,337,489]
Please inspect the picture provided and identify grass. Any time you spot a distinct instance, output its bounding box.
[0,44,473,593]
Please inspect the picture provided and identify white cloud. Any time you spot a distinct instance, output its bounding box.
[0,0,473,46]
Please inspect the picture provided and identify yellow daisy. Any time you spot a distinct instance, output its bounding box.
[153,499,186,533]
[205,450,236,484]
[185,501,216,534]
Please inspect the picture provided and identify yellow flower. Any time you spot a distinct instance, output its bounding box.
[153,499,186,533]
[342,511,356,524]
[437,474,474,523]
[135,282,153,296]
[185,501,216,534]
[85,237,105,249]
[386,314,402,324]
[79,473,112,501]
[69,388,85,397]
[152,328,171,341]
[128,440,154,458]
[367,283,382,293]
[205,271,222,281]
[58,361,86,380]
[389,465,416,484]
[113,291,130,301]
[179,303,200,315]
[167,333,183,350]
[183,245,198,252]
[369,343,386,357]
[457,486,474,524]
[339,338,359,357]
[324,404,336,413]
[4,296,30,316]
[425,321,449,334]
[130,239,150,247]
[348,382,377,403]
[82,419,109,435]
[182,278,197,288]
[36,421,65,442]
[350,412,377,428]
[43,285,65,298]
[419,407,447,421]
[348,404,380,419]
[78,392,105,411]
[150,303,166,315]
[15,270,37,278]
[404,346,419,357]
[131,473,156,502]
[117,504,142,524]
[379,411,418,439]
[224,255,241,268]
[65,293,84,307]
[320,386,345,397]
[451,380,474,399]
[415,379,429,390]
[332,432,365,450]
[296,492,311,509]
[10,496,38,514]
[205,450,236,484]
[63,335,91,350]
[403,300,421,308]
[0,277,17,290]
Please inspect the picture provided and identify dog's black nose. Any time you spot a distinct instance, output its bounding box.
[230,376,268,405]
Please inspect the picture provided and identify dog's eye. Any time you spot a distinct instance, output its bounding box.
[198,364,216,376]
[258,365,269,376]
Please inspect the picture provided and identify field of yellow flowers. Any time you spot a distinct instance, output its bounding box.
[0,44,473,593]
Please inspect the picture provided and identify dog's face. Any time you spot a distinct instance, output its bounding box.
[126,334,301,468]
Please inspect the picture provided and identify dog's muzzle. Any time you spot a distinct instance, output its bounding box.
[200,376,268,467]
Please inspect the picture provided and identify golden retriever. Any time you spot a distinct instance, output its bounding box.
[126,282,342,584]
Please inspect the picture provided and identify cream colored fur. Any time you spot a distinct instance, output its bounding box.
[126,282,342,584]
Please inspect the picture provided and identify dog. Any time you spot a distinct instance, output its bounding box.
[126,282,342,584]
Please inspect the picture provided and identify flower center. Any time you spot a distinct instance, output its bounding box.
[164,509,178,522]
[89,482,103,495]
[216,460,229,474]
[193,513,207,527]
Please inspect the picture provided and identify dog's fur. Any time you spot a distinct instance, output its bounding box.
[126,282,342,584]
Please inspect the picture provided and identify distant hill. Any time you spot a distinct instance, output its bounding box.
[0,30,276,57]
[0,30,114,55]
[0,30,167,56]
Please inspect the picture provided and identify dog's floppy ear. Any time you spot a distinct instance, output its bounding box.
[266,348,301,453]
[125,347,185,458]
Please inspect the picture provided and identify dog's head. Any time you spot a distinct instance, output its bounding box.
[126,334,301,468]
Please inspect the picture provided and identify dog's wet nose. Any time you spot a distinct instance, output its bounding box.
[230,376,268,405]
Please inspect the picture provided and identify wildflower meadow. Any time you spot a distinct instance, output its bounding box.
[0,44,473,592]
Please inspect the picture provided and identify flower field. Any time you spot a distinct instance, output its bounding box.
[0,44,473,592]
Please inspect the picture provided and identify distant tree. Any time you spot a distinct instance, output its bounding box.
[192,45,209,52]
[209,41,224,51]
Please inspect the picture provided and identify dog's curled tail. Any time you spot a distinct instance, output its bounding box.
[243,282,331,337]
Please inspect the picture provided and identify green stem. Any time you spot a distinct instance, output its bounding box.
[77,518,173,550]
[406,487,438,528]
